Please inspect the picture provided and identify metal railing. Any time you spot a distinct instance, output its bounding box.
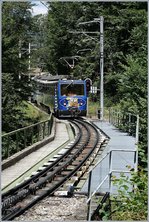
[87,110,139,220]
[87,148,137,220]
[2,113,53,160]
[108,108,139,137]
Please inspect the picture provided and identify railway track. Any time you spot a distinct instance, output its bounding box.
[2,118,106,220]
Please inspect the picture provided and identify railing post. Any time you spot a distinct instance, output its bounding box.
[134,115,139,172]
[37,124,40,141]
[112,110,115,125]
[87,171,92,221]
[117,109,119,125]
[132,115,136,136]
[16,132,19,152]
[114,110,116,125]
[110,108,112,124]
[40,123,43,140]
[123,113,126,131]
[111,109,113,124]
[112,109,115,125]
[7,135,10,158]
[109,151,112,193]
[50,115,53,134]
[48,120,50,135]
[45,121,48,137]
[31,126,34,144]
[43,122,46,139]
[119,111,122,129]
[24,129,26,148]
[109,107,111,123]
[128,113,131,134]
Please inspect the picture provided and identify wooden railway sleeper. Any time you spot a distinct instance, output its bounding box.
[29,164,68,195]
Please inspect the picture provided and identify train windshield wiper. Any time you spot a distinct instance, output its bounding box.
[65,81,73,89]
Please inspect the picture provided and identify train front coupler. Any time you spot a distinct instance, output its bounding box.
[69,107,80,117]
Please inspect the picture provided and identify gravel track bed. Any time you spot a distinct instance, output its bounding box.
[15,195,87,221]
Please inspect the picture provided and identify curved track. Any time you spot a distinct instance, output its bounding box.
[2,118,103,220]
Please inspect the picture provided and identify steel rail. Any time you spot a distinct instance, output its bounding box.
[2,119,87,219]
[2,119,100,220]
[2,121,81,199]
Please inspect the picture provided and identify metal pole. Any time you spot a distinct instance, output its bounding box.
[87,97,89,116]
[134,115,139,172]
[109,150,112,193]
[100,16,104,121]
[87,171,92,221]
[77,18,104,120]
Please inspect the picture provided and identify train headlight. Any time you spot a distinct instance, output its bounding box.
[64,102,67,106]
[79,99,84,106]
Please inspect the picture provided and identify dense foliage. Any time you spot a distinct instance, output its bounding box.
[40,2,147,164]
[99,168,148,220]
[110,168,148,220]
[2,2,34,132]
[2,2,33,74]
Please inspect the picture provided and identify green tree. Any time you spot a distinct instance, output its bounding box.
[2,2,34,132]
[2,73,24,132]
[30,14,49,70]
[2,2,33,74]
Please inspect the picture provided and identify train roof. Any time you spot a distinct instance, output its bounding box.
[58,79,85,84]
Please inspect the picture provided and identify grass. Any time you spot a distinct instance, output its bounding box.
[22,101,49,122]
[88,98,109,119]
[88,99,99,117]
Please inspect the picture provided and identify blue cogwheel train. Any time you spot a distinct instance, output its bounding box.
[55,79,91,117]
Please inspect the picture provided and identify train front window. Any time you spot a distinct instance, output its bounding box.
[61,84,84,96]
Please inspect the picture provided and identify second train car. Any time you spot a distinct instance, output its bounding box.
[54,79,90,117]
